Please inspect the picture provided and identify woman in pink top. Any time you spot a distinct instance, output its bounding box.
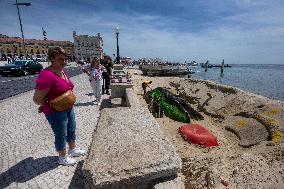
[33,47,86,166]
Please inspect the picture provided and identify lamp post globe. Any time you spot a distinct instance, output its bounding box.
[115,26,120,64]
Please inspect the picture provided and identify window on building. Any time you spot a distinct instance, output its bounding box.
[82,43,84,46]
[31,49,34,53]
[42,50,45,54]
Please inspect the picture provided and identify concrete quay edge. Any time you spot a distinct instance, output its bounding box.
[83,88,182,188]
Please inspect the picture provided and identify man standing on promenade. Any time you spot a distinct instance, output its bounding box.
[101,55,113,95]
[7,56,12,63]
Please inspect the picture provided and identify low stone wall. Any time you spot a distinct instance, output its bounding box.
[83,88,182,189]
[125,88,142,109]
[110,83,133,99]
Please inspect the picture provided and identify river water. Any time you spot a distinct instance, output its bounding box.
[188,64,284,102]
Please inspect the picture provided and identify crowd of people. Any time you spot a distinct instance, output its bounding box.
[137,58,187,67]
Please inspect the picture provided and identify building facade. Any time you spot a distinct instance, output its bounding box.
[73,31,103,62]
[0,34,74,61]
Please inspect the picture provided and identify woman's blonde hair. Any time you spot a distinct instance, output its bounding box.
[48,47,67,62]
[91,57,99,62]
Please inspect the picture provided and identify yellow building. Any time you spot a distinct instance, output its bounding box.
[0,34,74,61]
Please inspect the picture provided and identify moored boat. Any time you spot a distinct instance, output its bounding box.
[200,60,231,68]
[139,64,190,76]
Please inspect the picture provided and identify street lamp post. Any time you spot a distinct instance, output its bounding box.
[13,0,31,59]
[115,26,120,64]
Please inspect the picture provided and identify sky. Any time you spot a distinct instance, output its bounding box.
[1,0,284,64]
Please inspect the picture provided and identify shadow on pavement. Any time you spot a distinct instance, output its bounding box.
[0,156,58,188]
[74,101,96,107]
[74,98,111,109]
[68,160,85,189]
[85,93,94,96]
[99,98,112,111]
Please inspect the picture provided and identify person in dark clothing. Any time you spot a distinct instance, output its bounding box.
[101,55,113,95]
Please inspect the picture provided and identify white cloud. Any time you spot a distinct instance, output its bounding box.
[1,0,283,64]
[233,0,267,7]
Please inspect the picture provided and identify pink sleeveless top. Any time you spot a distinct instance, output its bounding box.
[35,68,74,115]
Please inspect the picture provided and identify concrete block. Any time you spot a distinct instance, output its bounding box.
[110,83,133,99]
[113,70,127,77]
[113,64,124,70]
[111,98,124,108]
[83,107,181,189]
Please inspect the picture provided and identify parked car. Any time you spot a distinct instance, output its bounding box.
[0,60,43,76]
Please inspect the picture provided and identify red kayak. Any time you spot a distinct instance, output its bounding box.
[178,124,218,147]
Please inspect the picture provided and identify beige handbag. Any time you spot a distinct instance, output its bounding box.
[49,90,76,112]
[49,70,76,111]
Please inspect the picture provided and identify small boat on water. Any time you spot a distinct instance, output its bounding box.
[207,64,231,68]
[139,64,190,76]
[187,61,198,67]
[200,61,210,68]
[200,60,231,68]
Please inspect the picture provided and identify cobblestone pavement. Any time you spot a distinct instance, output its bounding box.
[0,74,103,189]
